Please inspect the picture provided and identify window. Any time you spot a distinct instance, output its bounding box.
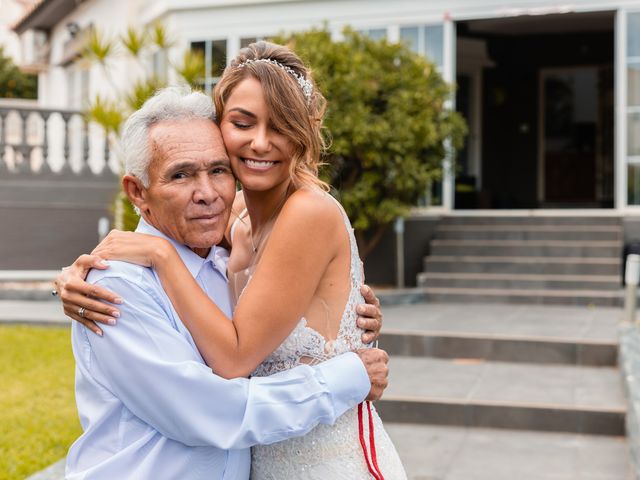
[152,50,168,83]
[358,28,387,40]
[399,24,446,207]
[66,65,89,110]
[399,24,444,69]
[190,39,227,95]
[627,12,640,204]
[240,37,258,49]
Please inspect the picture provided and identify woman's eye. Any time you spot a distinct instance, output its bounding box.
[232,121,252,130]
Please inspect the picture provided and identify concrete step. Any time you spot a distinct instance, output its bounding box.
[423,286,623,307]
[441,216,622,226]
[377,286,624,307]
[380,331,617,366]
[424,255,621,276]
[0,270,58,301]
[417,272,621,291]
[384,423,631,480]
[378,356,625,436]
[430,239,621,258]
[0,300,68,325]
[435,224,622,241]
[380,302,620,366]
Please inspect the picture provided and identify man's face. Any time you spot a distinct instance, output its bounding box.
[134,118,235,257]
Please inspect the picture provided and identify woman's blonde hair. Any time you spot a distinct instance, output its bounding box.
[213,41,329,191]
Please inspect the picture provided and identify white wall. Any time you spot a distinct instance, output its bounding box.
[0,0,33,62]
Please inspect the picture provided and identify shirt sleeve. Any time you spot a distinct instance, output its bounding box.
[83,275,370,449]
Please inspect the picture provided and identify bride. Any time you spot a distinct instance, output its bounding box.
[57,41,407,479]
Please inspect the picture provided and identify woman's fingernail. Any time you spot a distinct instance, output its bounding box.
[114,297,124,304]
[107,318,117,326]
[99,260,110,267]
[111,310,120,318]
[96,330,103,337]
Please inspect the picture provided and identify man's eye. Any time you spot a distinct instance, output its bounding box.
[172,172,188,179]
[211,167,229,175]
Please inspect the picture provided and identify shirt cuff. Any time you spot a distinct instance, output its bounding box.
[314,352,369,418]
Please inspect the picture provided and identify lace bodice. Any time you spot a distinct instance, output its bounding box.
[250,197,368,378]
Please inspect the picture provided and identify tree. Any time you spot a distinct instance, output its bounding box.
[0,47,37,99]
[273,28,467,258]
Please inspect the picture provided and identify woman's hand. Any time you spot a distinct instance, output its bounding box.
[55,230,170,335]
[54,254,122,336]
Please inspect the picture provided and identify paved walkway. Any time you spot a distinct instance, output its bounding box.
[386,423,631,480]
[26,425,630,480]
[6,300,632,479]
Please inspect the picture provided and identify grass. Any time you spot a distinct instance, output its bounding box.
[0,326,81,480]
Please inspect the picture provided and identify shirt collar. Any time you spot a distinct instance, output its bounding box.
[135,218,229,278]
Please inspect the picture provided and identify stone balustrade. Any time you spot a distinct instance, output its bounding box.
[0,99,117,178]
[0,100,121,269]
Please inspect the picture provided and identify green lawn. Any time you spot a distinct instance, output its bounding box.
[0,326,81,479]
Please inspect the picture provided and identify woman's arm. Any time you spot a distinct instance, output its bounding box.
[145,189,340,379]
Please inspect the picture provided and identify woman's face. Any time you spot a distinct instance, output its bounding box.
[220,77,294,193]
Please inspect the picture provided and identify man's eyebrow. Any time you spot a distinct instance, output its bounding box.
[227,107,256,119]
[166,159,229,174]
[165,161,197,174]
[208,159,231,168]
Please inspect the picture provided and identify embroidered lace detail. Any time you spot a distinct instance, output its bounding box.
[251,405,406,479]
[250,194,407,479]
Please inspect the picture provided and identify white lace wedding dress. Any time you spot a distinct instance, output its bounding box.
[229,197,407,480]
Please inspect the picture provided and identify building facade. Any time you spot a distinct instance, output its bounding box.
[0,0,36,62]
[10,0,640,213]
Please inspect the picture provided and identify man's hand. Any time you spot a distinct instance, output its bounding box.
[357,285,382,345]
[357,348,389,401]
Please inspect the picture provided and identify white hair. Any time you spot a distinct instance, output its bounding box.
[121,85,216,187]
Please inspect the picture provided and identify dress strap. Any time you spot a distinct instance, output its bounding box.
[229,208,249,245]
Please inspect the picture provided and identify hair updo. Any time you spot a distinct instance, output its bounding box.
[213,41,328,191]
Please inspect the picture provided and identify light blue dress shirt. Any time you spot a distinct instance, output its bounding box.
[66,218,370,480]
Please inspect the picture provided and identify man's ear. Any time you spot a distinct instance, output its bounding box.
[122,175,149,216]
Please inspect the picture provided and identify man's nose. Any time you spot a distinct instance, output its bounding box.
[192,176,219,204]
[250,126,272,154]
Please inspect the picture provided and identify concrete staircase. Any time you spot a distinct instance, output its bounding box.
[417,216,624,306]
[377,302,631,479]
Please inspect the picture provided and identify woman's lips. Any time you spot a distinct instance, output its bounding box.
[242,158,277,171]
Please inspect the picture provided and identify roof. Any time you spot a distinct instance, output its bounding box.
[12,0,85,34]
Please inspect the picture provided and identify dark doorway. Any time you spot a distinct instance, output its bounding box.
[455,11,615,209]
[541,66,614,206]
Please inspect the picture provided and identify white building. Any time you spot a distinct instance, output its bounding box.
[10,0,640,213]
[0,0,36,63]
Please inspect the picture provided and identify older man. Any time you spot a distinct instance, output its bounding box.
[64,87,388,480]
